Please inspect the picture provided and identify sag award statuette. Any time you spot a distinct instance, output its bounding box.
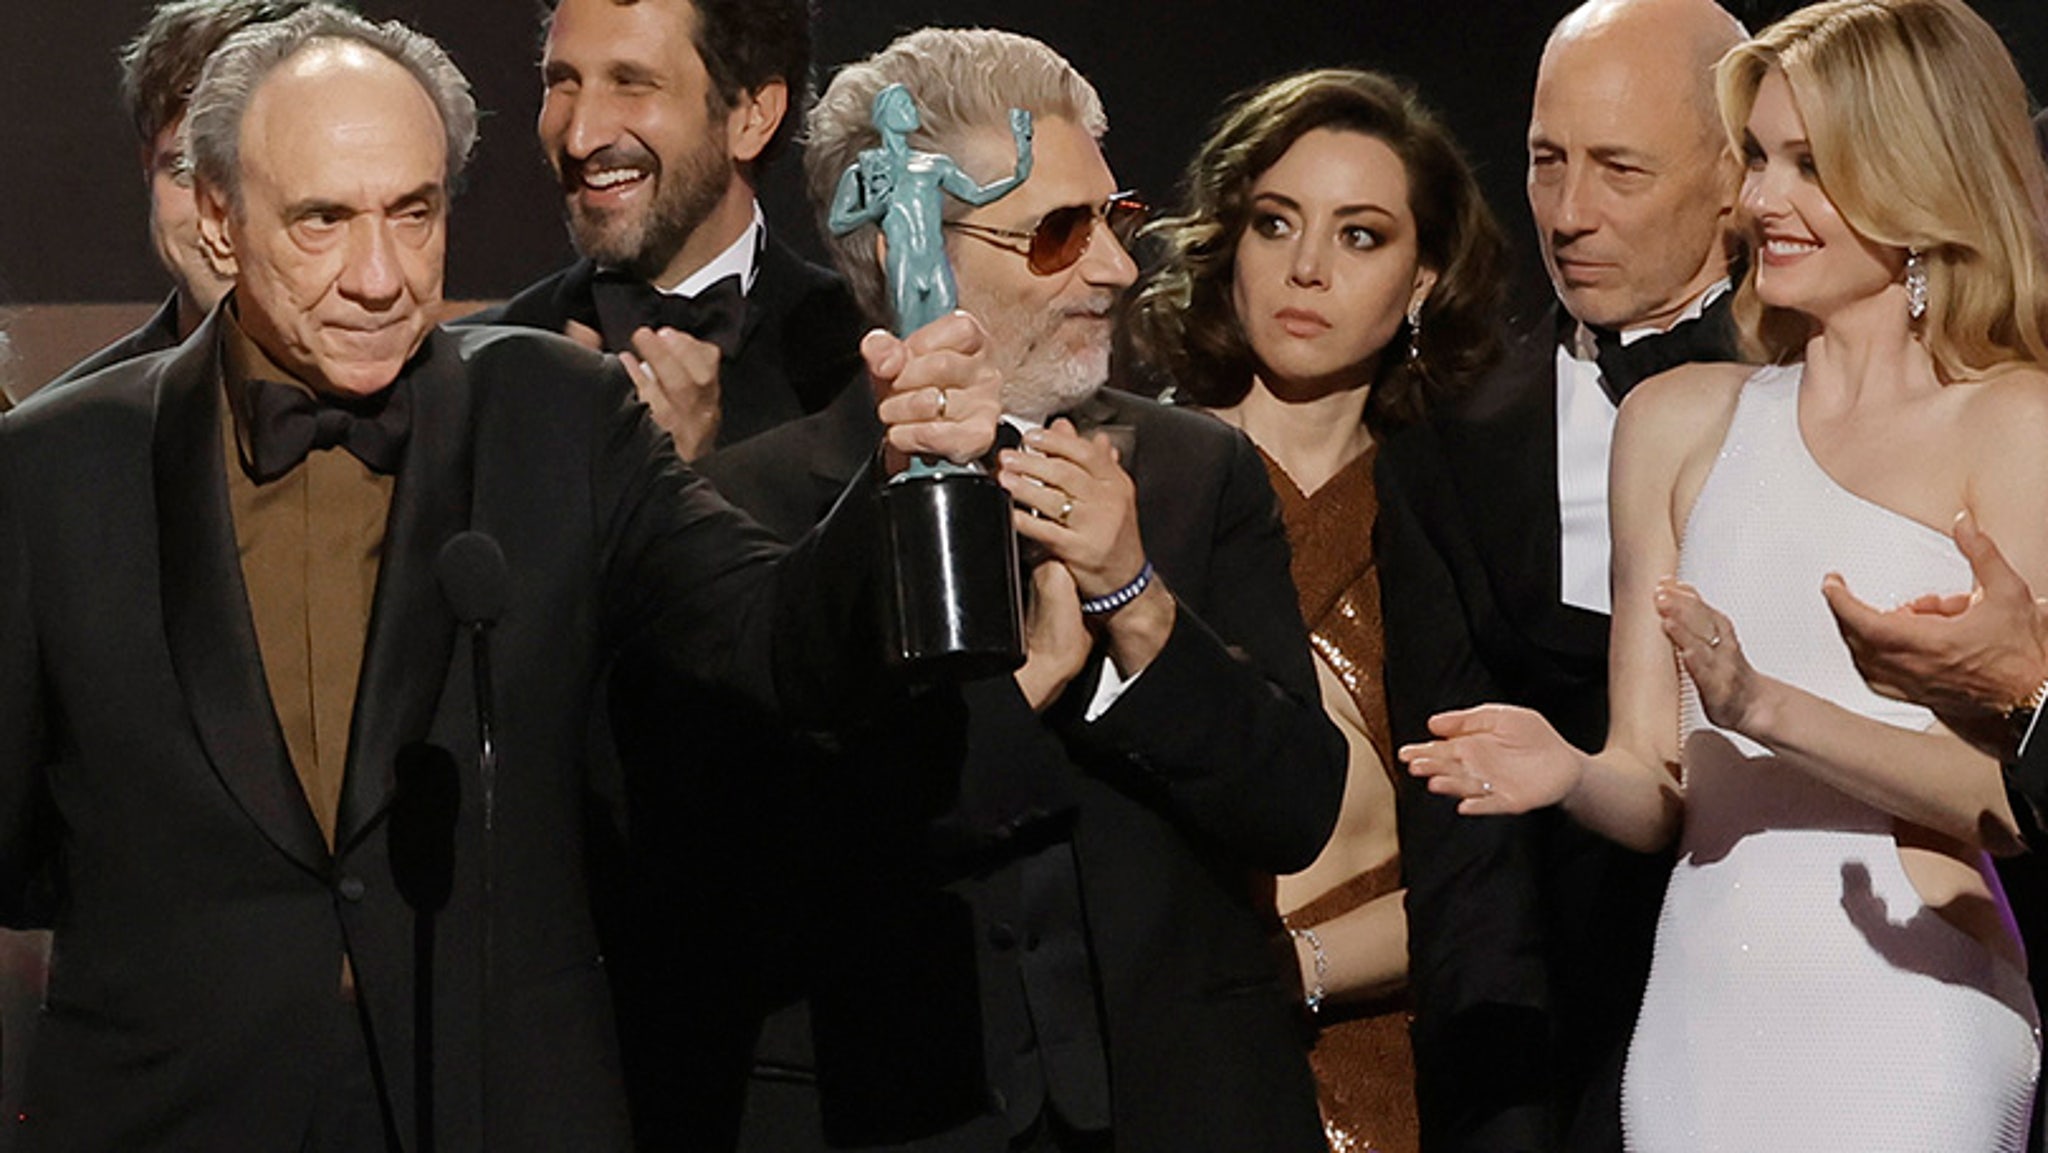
[828,83,1033,677]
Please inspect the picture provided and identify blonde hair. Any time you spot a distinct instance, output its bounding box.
[1718,0,2048,375]
[803,28,1105,327]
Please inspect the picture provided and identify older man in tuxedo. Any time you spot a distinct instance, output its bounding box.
[1374,1,1747,1149]
[468,0,863,461]
[696,27,1345,1153]
[0,6,1000,1151]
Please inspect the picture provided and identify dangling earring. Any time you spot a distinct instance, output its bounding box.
[1406,298,1425,364]
[1905,247,1929,322]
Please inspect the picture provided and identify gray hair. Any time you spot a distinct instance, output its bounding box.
[186,2,477,209]
[803,27,1106,326]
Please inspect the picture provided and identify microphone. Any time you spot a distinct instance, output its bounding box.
[434,530,507,1153]
[436,531,510,628]
[435,531,507,826]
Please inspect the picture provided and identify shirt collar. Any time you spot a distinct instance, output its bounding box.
[221,297,310,467]
[1569,276,1733,360]
[659,201,766,299]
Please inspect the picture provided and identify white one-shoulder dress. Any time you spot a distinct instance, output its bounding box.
[1620,365,2041,1152]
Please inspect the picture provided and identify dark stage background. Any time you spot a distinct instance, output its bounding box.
[2,0,2048,1146]
[5,0,2046,315]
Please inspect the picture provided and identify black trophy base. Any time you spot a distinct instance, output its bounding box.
[880,468,1024,681]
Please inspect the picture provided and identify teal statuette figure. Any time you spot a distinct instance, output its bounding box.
[828,83,1033,338]
[832,83,1032,676]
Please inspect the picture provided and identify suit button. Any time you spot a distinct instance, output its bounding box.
[987,1088,1007,1116]
[988,922,1018,951]
[337,876,367,902]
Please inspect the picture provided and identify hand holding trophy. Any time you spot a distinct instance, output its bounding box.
[829,83,1035,677]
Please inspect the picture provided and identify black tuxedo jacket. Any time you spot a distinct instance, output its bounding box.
[465,235,867,451]
[698,385,1343,1152]
[0,314,871,1152]
[1375,305,1734,1152]
[46,293,183,391]
[2015,739,2048,827]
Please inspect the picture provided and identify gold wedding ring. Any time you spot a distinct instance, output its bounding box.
[1057,496,1075,525]
[933,387,948,419]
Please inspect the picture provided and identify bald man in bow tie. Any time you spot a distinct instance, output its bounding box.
[1373,1,1753,1149]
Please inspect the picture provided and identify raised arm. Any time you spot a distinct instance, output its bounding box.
[938,109,1034,208]
[1685,377,2048,855]
[1401,368,1737,852]
[1655,578,2020,853]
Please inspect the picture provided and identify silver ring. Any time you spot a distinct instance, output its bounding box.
[1057,496,1075,525]
[1708,632,1723,648]
[933,388,948,419]
[1480,779,1494,795]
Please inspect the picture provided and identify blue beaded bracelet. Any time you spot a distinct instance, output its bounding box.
[1080,560,1154,616]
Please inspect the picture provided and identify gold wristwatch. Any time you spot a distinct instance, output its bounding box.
[2007,676,2048,750]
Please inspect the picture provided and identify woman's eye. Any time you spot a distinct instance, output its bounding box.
[1251,212,1293,240]
[1341,226,1382,251]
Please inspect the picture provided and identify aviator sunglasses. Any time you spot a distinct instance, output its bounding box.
[945,192,1149,275]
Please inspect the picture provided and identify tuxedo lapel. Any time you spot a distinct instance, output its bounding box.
[1443,311,1610,662]
[153,316,329,875]
[718,238,814,445]
[335,330,475,853]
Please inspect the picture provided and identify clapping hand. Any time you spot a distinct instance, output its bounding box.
[1657,578,1765,733]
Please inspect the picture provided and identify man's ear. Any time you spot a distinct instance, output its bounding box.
[1712,140,1744,221]
[194,179,241,280]
[726,77,789,166]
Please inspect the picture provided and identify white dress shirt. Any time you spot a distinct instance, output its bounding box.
[1554,279,1731,615]
[656,202,765,299]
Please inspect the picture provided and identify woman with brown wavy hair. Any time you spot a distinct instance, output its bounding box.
[1128,68,1506,1152]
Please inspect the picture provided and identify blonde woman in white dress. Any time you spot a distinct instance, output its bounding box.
[1402,1,2047,1148]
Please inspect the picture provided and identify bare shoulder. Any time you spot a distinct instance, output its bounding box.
[1614,361,1754,456]
[1954,363,2048,575]
[1956,363,2048,444]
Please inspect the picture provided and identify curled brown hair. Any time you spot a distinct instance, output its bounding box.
[1126,68,1505,429]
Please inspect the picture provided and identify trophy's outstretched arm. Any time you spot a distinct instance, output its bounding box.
[827,161,884,237]
[940,108,1034,207]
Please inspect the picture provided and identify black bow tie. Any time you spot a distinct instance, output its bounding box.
[1585,291,1739,404]
[243,377,412,483]
[589,272,747,358]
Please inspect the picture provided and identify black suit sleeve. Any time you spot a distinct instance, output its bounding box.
[1071,432,1345,875]
[0,415,52,925]
[586,356,881,729]
[2009,727,2048,834]
[1376,434,1558,1152]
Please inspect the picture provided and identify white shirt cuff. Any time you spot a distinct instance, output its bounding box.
[1083,654,1139,722]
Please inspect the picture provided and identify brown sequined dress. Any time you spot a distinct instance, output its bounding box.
[1263,446,1420,1153]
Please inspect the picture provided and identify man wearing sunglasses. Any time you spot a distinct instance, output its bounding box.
[696,26,1343,1153]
